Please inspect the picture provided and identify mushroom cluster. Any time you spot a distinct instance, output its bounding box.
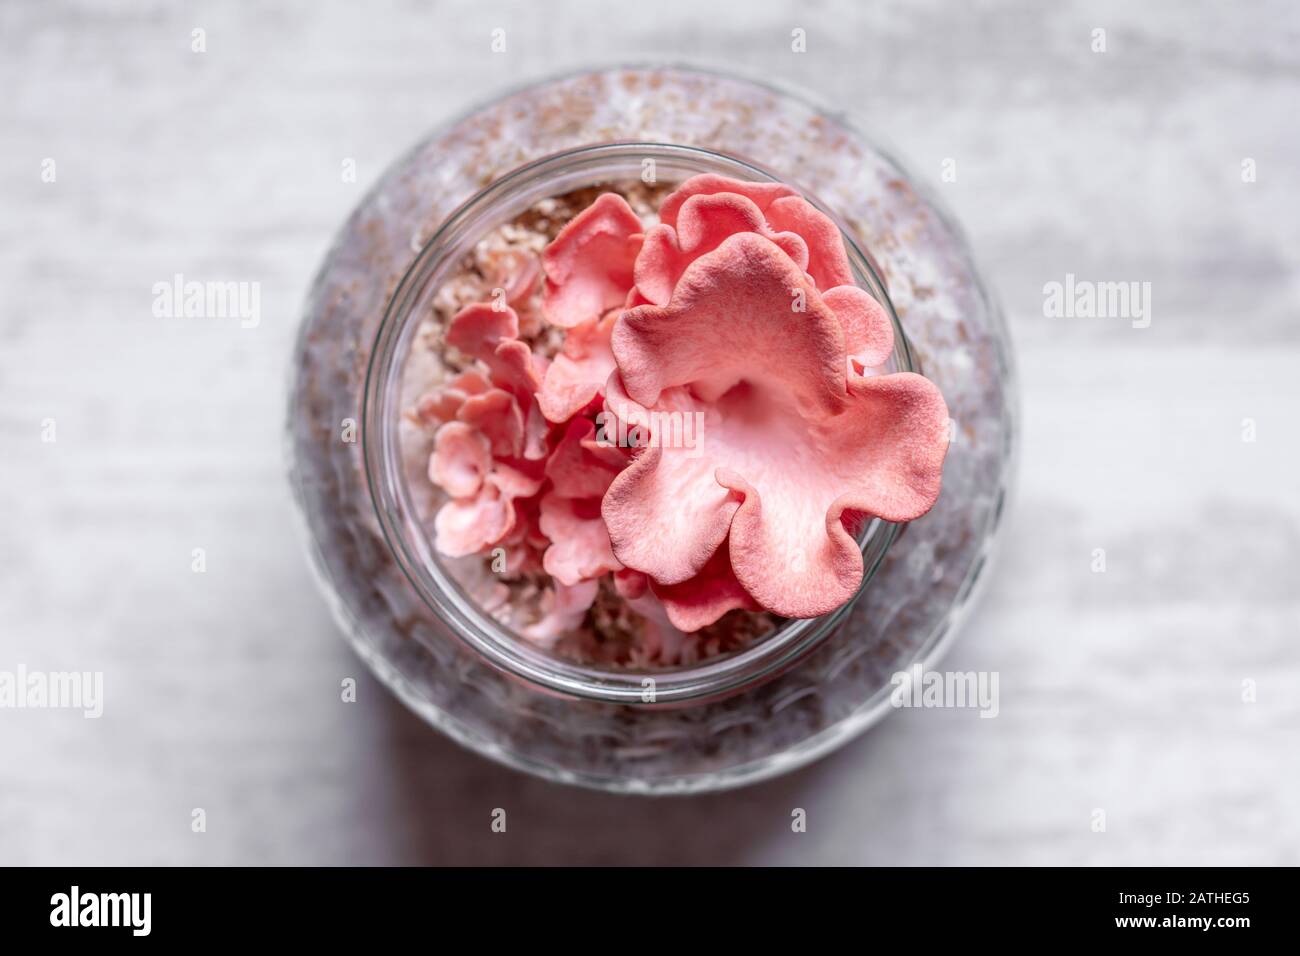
[416,175,950,649]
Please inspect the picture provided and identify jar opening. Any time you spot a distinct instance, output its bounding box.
[363,142,914,704]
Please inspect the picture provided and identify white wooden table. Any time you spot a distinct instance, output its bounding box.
[2,0,1296,864]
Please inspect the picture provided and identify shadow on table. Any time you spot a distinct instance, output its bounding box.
[361,670,873,866]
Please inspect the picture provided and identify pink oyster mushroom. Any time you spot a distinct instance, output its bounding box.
[589,177,950,630]
[418,301,624,641]
[423,304,548,559]
[420,174,950,641]
[542,192,644,329]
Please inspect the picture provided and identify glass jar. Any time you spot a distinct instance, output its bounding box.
[287,66,1017,792]
[368,142,913,704]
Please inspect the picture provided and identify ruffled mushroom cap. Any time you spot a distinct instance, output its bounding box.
[601,181,950,629]
[542,193,643,328]
[426,303,550,559]
[537,309,618,423]
[636,173,855,302]
[422,301,625,605]
[537,418,624,586]
[433,463,543,558]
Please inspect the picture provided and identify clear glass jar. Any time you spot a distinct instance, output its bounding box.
[287,66,1017,792]
[367,142,914,705]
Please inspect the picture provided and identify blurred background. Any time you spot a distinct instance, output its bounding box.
[1,0,1297,864]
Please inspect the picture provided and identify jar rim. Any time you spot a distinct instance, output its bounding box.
[362,141,916,705]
